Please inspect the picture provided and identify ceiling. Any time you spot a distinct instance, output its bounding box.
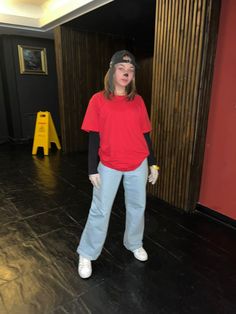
[8,0,46,5]
[0,0,156,50]
[11,0,46,4]
[0,0,113,33]
[67,0,156,52]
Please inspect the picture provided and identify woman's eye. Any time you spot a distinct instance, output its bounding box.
[117,67,134,73]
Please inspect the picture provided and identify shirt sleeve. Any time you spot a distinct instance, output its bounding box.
[144,132,157,166]
[139,97,152,133]
[88,131,100,175]
[81,94,100,132]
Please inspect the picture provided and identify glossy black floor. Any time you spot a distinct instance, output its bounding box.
[0,143,235,314]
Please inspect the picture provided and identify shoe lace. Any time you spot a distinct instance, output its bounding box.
[80,257,90,267]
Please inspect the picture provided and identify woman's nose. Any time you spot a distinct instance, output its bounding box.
[124,73,128,77]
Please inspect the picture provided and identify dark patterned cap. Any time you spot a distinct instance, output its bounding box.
[109,50,137,68]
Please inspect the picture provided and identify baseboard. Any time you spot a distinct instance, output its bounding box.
[196,204,236,229]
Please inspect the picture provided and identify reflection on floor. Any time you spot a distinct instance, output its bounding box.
[0,143,235,314]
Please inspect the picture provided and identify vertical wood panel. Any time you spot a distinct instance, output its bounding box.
[54,26,129,152]
[135,56,153,114]
[149,0,221,211]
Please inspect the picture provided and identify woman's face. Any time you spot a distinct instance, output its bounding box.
[113,62,135,89]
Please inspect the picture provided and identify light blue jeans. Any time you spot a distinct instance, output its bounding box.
[77,159,148,260]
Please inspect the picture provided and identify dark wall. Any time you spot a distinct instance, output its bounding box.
[0,67,8,143]
[0,35,60,141]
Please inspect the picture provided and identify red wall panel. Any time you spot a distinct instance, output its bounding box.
[199,0,236,219]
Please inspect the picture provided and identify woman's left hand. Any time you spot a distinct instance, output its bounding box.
[148,166,159,185]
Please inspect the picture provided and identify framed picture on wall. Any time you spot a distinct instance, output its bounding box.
[17,45,48,75]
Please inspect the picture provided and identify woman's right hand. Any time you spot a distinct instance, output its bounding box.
[89,173,101,189]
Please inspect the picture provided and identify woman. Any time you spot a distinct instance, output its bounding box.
[77,50,159,279]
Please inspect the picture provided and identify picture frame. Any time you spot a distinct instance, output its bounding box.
[18,45,48,75]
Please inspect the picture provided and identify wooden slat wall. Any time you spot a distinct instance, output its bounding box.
[135,56,153,114]
[54,26,129,152]
[149,0,221,211]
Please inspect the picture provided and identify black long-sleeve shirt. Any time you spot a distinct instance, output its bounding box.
[88,131,156,175]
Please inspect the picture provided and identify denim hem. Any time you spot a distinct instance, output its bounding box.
[123,242,143,252]
[77,248,98,261]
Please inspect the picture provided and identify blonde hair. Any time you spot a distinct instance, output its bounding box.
[103,67,137,100]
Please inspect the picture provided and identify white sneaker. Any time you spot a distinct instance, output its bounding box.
[78,256,92,279]
[133,247,148,261]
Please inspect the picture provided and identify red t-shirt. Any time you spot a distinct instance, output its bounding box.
[81,91,151,171]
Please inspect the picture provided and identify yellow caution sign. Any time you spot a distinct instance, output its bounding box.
[32,111,61,155]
